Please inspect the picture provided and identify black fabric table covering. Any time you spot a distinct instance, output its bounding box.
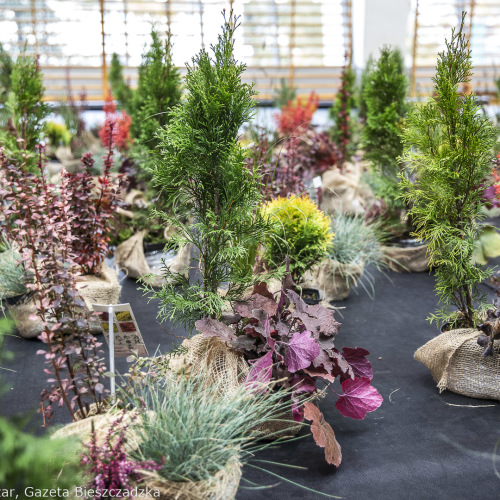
[1,265,499,499]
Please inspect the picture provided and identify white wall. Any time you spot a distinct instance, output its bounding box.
[360,0,412,65]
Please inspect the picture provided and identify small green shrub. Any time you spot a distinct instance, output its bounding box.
[262,195,333,281]
[45,121,72,148]
[0,49,50,169]
[362,47,408,227]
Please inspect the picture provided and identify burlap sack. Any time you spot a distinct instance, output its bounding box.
[302,259,364,301]
[115,232,191,287]
[320,163,375,216]
[414,328,500,400]
[76,262,122,310]
[7,297,48,339]
[171,335,301,438]
[53,406,241,500]
[115,230,151,279]
[381,242,430,272]
[135,458,241,500]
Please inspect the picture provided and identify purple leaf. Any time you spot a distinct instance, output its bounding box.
[292,373,317,395]
[230,335,258,352]
[335,377,383,420]
[234,294,278,318]
[287,290,341,338]
[195,318,237,342]
[341,347,373,380]
[285,331,320,373]
[245,351,273,393]
[312,348,354,381]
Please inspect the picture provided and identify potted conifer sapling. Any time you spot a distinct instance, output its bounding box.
[363,47,429,272]
[401,14,500,400]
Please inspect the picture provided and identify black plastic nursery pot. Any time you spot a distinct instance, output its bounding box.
[4,293,29,307]
[301,287,321,305]
[143,241,166,254]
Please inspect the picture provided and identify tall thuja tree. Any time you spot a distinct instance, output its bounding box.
[0,50,50,170]
[399,13,496,328]
[363,47,408,227]
[147,14,270,329]
[330,53,356,167]
[357,55,373,122]
[109,31,181,155]
[130,31,182,150]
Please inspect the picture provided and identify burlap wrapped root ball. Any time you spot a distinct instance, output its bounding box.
[115,231,192,287]
[170,335,302,439]
[414,328,500,400]
[8,263,120,339]
[320,164,375,216]
[52,403,241,500]
[303,258,364,301]
[381,242,430,273]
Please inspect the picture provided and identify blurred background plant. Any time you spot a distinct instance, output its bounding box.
[328,212,388,297]
[0,235,28,304]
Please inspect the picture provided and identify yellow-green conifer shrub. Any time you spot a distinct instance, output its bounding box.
[262,195,333,281]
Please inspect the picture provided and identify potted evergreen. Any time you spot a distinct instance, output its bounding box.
[362,47,428,272]
[144,14,271,329]
[261,194,333,302]
[401,14,499,400]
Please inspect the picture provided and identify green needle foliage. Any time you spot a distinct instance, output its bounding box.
[0,43,13,106]
[109,29,182,184]
[330,57,357,165]
[399,13,496,328]
[362,47,408,222]
[109,53,133,109]
[145,14,271,328]
[357,55,374,122]
[0,49,50,170]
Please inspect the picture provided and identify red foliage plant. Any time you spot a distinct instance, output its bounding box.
[276,91,319,136]
[194,264,382,466]
[0,146,115,424]
[0,132,125,423]
[82,412,162,496]
[99,98,133,152]
[67,132,128,276]
[248,128,339,202]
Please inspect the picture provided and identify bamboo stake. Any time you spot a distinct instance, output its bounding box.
[100,0,109,100]
[411,0,420,98]
[289,0,296,90]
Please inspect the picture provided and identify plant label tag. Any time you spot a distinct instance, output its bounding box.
[92,303,148,357]
[313,175,322,188]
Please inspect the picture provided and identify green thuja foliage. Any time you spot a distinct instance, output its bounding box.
[145,14,271,329]
[399,13,496,328]
[362,47,408,228]
[330,57,357,165]
[0,43,13,105]
[109,53,133,110]
[274,78,296,109]
[0,50,50,170]
[358,55,373,122]
[363,47,408,178]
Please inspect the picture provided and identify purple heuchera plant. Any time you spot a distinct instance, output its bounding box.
[194,267,383,466]
[82,413,162,497]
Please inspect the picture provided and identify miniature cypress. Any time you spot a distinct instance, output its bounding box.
[399,13,496,327]
[146,14,271,328]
